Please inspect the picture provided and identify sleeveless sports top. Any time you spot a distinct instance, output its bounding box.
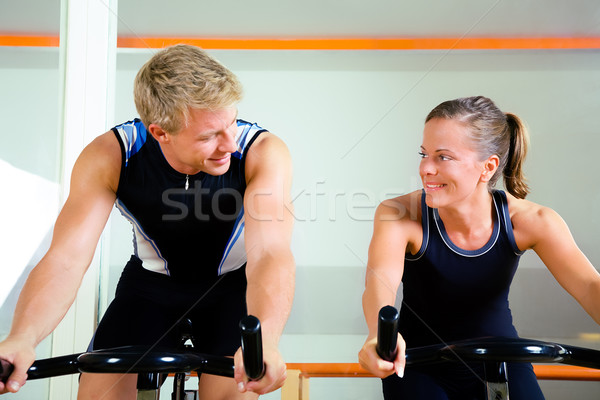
[112,118,266,282]
[401,190,524,347]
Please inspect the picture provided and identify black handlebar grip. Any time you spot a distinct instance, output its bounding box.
[376,305,399,362]
[240,315,265,381]
[0,359,14,385]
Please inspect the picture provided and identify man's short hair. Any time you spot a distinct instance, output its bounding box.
[134,44,243,134]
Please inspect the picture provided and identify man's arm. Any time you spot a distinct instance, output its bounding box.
[234,132,295,394]
[0,131,121,393]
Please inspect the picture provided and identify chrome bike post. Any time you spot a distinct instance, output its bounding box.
[137,373,162,400]
[137,389,160,400]
[485,361,509,400]
[172,372,187,400]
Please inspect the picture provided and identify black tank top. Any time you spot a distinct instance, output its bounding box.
[112,118,266,282]
[401,190,523,347]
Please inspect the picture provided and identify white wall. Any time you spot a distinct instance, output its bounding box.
[112,49,600,399]
[112,49,600,333]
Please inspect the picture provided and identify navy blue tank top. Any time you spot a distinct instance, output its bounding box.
[112,118,266,282]
[401,190,524,347]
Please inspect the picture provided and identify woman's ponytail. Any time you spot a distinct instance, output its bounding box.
[503,113,529,199]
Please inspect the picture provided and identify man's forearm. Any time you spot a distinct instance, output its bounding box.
[8,255,86,346]
[245,252,295,343]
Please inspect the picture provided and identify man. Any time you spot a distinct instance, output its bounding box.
[0,44,295,399]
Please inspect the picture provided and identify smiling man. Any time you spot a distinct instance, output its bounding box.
[0,44,295,400]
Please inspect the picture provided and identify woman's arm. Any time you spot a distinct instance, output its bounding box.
[359,194,420,378]
[513,200,600,325]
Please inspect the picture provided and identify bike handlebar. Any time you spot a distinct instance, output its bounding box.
[376,305,399,362]
[0,315,266,384]
[240,315,266,380]
[0,359,12,384]
[375,306,600,369]
[77,347,235,376]
[3,309,600,385]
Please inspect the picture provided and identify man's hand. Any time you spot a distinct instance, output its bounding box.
[0,336,36,394]
[233,343,287,395]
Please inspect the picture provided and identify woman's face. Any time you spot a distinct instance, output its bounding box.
[419,117,491,209]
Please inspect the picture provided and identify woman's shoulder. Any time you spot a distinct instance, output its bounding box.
[505,192,565,249]
[374,190,424,254]
[377,190,423,224]
[505,192,558,221]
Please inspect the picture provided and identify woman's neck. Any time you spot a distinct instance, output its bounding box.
[437,190,495,248]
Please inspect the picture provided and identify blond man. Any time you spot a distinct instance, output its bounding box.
[0,44,295,400]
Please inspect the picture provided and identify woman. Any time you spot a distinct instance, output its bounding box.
[359,96,600,399]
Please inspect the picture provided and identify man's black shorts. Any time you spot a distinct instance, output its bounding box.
[89,256,247,356]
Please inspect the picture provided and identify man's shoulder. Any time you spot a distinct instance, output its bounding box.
[112,118,148,162]
[235,119,268,157]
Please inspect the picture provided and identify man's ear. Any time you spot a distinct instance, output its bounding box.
[481,154,500,183]
[148,124,170,144]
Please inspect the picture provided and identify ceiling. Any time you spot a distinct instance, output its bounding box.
[1,0,599,38]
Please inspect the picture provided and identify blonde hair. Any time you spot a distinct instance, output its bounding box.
[134,44,243,134]
[426,96,530,199]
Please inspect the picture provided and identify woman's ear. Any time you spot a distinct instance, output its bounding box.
[480,155,500,183]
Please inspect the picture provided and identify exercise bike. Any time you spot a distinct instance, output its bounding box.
[376,305,600,400]
[0,315,265,400]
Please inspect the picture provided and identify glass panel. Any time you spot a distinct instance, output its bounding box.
[0,46,61,398]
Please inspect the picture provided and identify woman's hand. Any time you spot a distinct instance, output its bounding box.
[358,334,405,379]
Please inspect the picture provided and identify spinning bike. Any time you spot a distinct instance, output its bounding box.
[0,315,265,400]
[377,306,600,400]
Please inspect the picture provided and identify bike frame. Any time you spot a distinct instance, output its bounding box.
[3,310,599,400]
[378,306,600,400]
[1,316,265,400]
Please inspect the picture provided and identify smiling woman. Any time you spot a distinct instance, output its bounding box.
[359,96,600,400]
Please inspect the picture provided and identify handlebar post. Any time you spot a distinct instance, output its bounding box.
[240,315,266,381]
[172,372,187,400]
[376,305,400,362]
[137,390,160,400]
[136,373,163,400]
[483,361,509,400]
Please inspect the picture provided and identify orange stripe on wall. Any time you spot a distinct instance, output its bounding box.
[0,35,60,47]
[2,35,600,50]
[117,37,600,50]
